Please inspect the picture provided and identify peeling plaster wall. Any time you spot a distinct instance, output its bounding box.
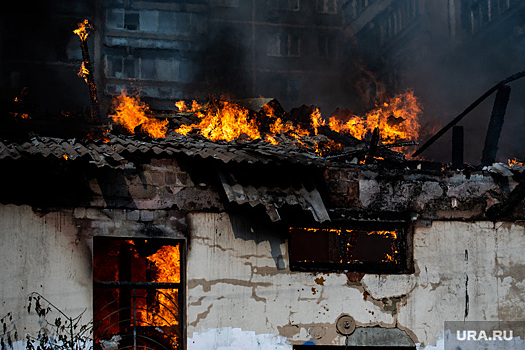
[0,205,92,337]
[186,212,525,348]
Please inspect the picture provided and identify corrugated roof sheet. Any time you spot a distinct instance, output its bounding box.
[218,170,330,223]
[0,133,326,168]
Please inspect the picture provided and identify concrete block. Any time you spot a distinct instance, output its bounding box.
[86,208,108,220]
[140,210,154,222]
[73,207,86,219]
[127,210,140,221]
[139,10,158,32]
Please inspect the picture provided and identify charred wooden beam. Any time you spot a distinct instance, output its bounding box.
[317,125,359,146]
[480,85,511,166]
[412,71,525,158]
[452,125,464,168]
[323,141,418,160]
[75,20,101,123]
[365,127,380,164]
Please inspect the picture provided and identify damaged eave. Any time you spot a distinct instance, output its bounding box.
[218,169,330,223]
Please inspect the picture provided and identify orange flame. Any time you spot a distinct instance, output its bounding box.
[508,158,523,167]
[73,19,92,41]
[175,100,260,141]
[175,100,201,112]
[10,112,30,119]
[329,90,421,144]
[137,244,180,327]
[77,61,89,83]
[109,92,168,138]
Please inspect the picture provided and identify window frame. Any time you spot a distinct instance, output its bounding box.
[92,236,185,350]
[288,221,413,274]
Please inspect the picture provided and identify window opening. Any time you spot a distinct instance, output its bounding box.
[93,237,183,350]
[289,222,412,273]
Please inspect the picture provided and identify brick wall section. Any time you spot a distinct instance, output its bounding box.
[323,166,518,220]
[78,157,223,238]
[323,167,360,208]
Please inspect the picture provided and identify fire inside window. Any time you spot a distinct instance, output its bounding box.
[93,237,183,350]
[289,223,412,273]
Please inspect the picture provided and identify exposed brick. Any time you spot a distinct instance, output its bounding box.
[176,172,190,186]
[165,172,177,184]
[151,172,165,185]
[151,158,174,169]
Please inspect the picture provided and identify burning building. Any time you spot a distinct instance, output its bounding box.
[2,1,525,350]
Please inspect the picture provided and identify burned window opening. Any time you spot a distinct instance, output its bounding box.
[289,221,412,274]
[93,237,183,350]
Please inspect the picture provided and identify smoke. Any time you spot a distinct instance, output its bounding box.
[196,1,525,164]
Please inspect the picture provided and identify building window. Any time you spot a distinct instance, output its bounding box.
[316,0,338,14]
[270,0,300,11]
[124,11,140,30]
[93,237,183,350]
[267,33,300,57]
[288,222,412,273]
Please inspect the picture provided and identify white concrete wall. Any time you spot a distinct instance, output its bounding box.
[2,205,525,349]
[0,205,92,338]
[186,212,525,349]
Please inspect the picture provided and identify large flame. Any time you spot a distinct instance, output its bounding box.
[135,244,180,327]
[73,19,92,41]
[109,92,168,138]
[175,100,260,141]
[329,90,421,143]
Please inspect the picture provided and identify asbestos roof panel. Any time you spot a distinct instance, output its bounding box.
[0,133,326,169]
[218,170,330,223]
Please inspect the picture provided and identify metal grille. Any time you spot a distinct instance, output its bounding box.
[93,284,181,350]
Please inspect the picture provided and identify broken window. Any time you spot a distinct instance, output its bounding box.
[93,237,183,350]
[288,222,412,273]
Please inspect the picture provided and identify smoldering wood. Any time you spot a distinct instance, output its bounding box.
[480,85,511,166]
[317,125,360,146]
[323,141,418,160]
[365,127,380,164]
[79,35,101,123]
[452,125,464,168]
[412,71,525,158]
